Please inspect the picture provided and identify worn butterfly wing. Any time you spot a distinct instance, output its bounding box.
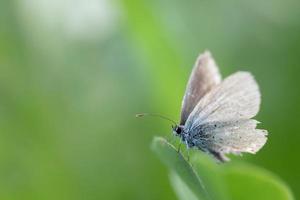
[184,72,267,161]
[186,72,261,126]
[180,51,221,125]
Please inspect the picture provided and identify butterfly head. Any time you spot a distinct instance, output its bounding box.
[172,125,184,136]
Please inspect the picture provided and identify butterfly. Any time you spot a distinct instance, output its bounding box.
[138,51,268,162]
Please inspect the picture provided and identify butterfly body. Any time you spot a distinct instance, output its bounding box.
[173,51,268,162]
[173,125,202,148]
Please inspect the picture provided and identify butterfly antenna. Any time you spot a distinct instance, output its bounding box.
[135,113,177,126]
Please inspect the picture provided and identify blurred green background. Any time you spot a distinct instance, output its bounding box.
[1,0,299,199]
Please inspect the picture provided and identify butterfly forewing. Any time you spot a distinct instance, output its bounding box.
[180,51,221,125]
[185,72,260,128]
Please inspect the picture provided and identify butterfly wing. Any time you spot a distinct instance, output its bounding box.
[191,119,267,161]
[184,72,267,161]
[180,51,221,125]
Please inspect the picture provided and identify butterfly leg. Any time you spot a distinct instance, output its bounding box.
[186,149,190,162]
[177,143,182,153]
[209,150,228,162]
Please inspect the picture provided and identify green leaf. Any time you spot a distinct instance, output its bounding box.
[169,172,199,200]
[151,137,209,200]
[151,136,294,200]
[223,163,294,200]
[190,153,230,200]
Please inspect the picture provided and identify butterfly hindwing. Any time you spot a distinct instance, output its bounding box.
[190,119,267,161]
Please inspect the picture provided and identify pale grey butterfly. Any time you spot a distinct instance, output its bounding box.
[137,51,268,162]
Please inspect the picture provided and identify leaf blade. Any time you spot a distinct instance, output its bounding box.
[224,163,294,200]
[151,137,209,200]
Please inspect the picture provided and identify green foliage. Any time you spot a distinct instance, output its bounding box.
[151,137,208,200]
[152,137,294,200]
